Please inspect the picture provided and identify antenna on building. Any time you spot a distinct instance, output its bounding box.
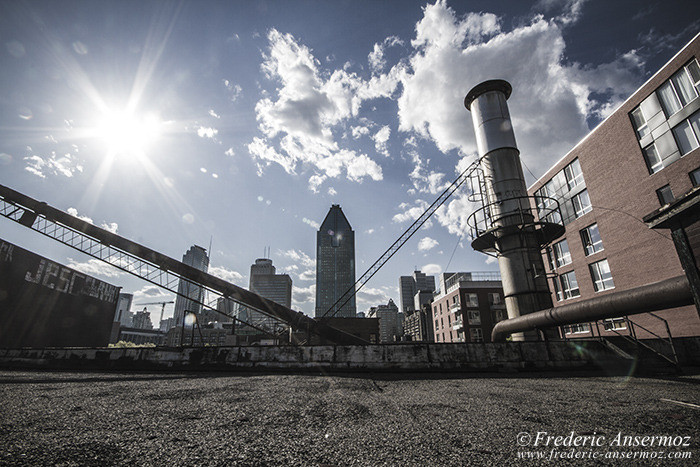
[208,236,213,257]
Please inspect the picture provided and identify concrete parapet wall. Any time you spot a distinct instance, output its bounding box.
[0,340,639,373]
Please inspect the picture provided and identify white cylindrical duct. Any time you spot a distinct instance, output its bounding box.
[466,80,553,341]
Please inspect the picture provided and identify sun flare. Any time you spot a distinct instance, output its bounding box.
[96,109,162,158]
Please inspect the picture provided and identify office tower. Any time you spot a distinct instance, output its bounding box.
[173,245,209,327]
[315,204,356,318]
[241,258,292,330]
[115,293,134,326]
[399,270,436,314]
[366,299,401,342]
[132,309,154,330]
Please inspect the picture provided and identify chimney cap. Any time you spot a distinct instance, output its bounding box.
[464,79,512,111]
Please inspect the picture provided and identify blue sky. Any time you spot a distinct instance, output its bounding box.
[1,0,698,323]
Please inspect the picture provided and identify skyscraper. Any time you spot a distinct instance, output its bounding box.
[173,245,209,327]
[315,204,356,318]
[241,258,292,330]
[399,270,436,314]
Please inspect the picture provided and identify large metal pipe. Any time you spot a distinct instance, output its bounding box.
[466,80,553,340]
[491,275,692,341]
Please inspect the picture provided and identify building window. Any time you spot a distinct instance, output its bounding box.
[464,293,479,307]
[564,159,584,190]
[552,277,563,301]
[672,111,700,155]
[642,143,664,174]
[559,271,580,299]
[467,310,481,325]
[656,184,674,205]
[436,334,440,342]
[691,167,700,186]
[657,59,700,117]
[630,107,650,139]
[589,259,615,292]
[470,328,484,343]
[564,323,590,334]
[494,309,506,322]
[572,190,592,218]
[552,239,572,268]
[580,223,604,256]
[603,318,627,331]
[488,292,503,308]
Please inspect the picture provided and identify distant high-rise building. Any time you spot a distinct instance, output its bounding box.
[399,270,436,314]
[115,293,134,326]
[315,205,356,318]
[173,245,209,327]
[241,258,292,330]
[132,309,154,330]
[366,299,401,342]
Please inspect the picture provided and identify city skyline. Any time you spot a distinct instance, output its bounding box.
[1,1,699,322]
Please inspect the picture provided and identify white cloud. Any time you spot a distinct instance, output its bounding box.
[197,126,218,138]
[392,200,430,225]
[209,265,244,284]
[292,284,315,312]
[365,229,375,235]
[101,222,119,234]
[434,192,479,236]
[396,1,644,177]
[372,125,391,157]
[67,207,93,224]
[66,257,123,278]
[422,263,442,275]
[368,36,404,73]
[308,174,326,193]
[299,269,315,281]
[24,152,83,179]
[208,109,221,119]
[280,248,316,268]
[328,187,337,196]
[356,286,393,308]
[351,125,370,139]
[223,79,242,101]
[418,237,439,251]
[250,29,390,185]
[225,147,235,156]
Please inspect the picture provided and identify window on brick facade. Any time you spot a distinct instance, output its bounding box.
[589,259,615,292]
[488,292,503,307]
[572,190,592,218]
[564,323,590,334]
[656,184,674,205]
[467,310,481,325]
[470,328,484,343]
[580,223,604,256]
[642,142,664,174]
[552,239,572,268]
[630,106,650,139]
[564,158,584,190]
[691,167,700,186]
[559,271,580,299]
[658,60,700,116]
[672,110,700,155]
[464,293,479,307]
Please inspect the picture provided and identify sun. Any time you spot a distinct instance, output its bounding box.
[96,108,162,158]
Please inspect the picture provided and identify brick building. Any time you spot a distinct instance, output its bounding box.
[528,33,700,340]
[431,272,504,343]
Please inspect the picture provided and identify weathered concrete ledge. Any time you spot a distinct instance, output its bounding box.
[0,341,639,373]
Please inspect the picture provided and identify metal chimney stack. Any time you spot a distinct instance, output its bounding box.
[465,80,561,341]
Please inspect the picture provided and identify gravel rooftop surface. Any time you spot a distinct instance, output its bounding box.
[0,370,699,466]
